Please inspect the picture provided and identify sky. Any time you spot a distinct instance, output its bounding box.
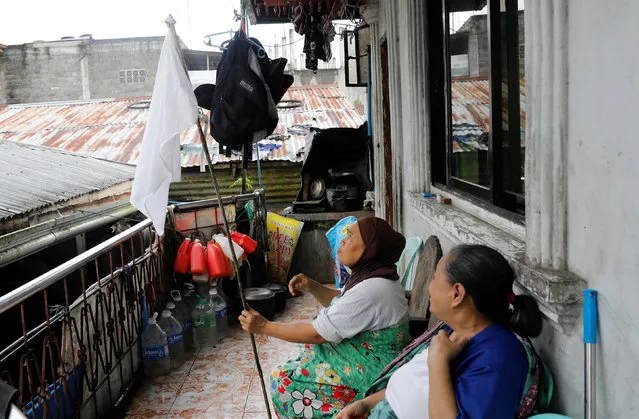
[1,0,524,49]
[1,0,247,50]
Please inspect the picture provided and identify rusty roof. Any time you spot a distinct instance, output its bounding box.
[0,140,135,221]
[0,85,366,167]
[451,77,525,152]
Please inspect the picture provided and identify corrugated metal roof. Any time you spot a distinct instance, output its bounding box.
[0,85,366,167]
[181,85,367,166]
[451,77,525,152]
[0,140,135,221]
[170,163,302,205]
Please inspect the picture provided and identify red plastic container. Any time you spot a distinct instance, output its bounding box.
[190,239,207,276]
[230,231,258,254]
[173,238,192,274]
[207,241,232,278]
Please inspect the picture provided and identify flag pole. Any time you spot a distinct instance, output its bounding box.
[196,121,272,419]
[164,13,271,417]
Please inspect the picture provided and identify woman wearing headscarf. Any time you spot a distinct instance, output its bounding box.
[239,217,410,418]
[335,245,552,419]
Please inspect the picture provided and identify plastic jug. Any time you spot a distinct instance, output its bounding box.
[219,242,234,276]
[173,238,192,274]
[191,295,217,346]
[141,312,171,377]
[190,239,207,276]
[208,286,228,338]
[213,234,245,261]
[166,301,177,318]
[183,283,198,311]
[170,291,193,351]
[207,241,232,278]
[230,231,258,254]
[158,309,185,369]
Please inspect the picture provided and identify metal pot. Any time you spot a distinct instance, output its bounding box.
[327,184,361,211]
[245,287,276,321]
[265,283,288,313]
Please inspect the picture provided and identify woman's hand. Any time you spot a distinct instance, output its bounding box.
[238,309,268,334]
[428,329,470,367]
[289,273,313,296]
[335,399,372,419]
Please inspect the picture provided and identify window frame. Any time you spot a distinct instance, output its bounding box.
[430,0,525,217]
[343,25,370,87]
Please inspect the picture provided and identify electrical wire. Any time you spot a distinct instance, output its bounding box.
[259,36,305,48]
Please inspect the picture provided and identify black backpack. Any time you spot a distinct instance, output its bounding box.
[209,32,277,147]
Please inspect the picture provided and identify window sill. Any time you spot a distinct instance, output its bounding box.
[407,192,585,333]
[431,185,525,241]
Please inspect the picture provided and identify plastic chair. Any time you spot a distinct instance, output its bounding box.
[396,237,424,291]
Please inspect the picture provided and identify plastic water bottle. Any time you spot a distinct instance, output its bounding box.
[166,301,177,316]
[208,287,228,338]
[192,295,217,346]
[170,291,193,351]
[158,309,185,369]
[184,283,198,310]
[141,312,170,377]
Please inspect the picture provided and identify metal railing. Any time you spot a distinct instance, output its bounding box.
[0,190,268,418]
[0,219,176,419]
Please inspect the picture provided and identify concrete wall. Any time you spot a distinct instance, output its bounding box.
[0,41,87,104]
[459,13,525,78]
[369,0,639,417]
[553,0,639,416]
[86,38,163,100]
[289,68,340,86]
[0,38,163,104]
[0,34,343,104]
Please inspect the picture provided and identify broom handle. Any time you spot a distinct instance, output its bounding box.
[584,289,598,419]
[197,121,272,419]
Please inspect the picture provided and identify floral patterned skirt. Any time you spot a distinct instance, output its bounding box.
[270,323,409,418]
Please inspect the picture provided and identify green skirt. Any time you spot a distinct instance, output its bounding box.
[270,322,409,418]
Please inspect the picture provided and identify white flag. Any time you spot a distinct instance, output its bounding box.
[130,16,198,236]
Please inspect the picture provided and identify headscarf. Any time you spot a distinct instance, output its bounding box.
[342,217,406,294]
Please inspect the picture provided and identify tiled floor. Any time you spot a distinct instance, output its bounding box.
[126,292,319,419]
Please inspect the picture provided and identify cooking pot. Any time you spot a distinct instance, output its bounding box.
[245,287,276,321]
[264,283,288,313]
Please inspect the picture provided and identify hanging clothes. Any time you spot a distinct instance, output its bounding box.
[293,4,336,72]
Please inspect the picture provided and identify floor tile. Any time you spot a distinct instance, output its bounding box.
[125,408,169,419]
[128,289,320,419]
[127,381,181,417]
[242,411,273,419]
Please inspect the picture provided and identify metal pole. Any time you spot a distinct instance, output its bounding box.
[584,289,598,419]
[196,122,272,419]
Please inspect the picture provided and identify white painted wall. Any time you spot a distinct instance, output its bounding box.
[371,0,639,417]
[556,0,639,416]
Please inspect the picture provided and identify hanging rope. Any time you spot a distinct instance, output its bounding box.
[255,143,264,190]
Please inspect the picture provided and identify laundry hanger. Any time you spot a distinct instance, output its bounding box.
[245,37,268,59]
[203,30,236,50]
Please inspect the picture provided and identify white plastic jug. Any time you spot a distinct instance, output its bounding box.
[213,234,245,261]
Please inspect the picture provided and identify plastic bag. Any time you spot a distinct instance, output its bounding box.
[325,216,357,288]
[266,213,304,284]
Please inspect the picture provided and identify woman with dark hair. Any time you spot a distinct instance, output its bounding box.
[239,217,410,418]
[336,244,552,419]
